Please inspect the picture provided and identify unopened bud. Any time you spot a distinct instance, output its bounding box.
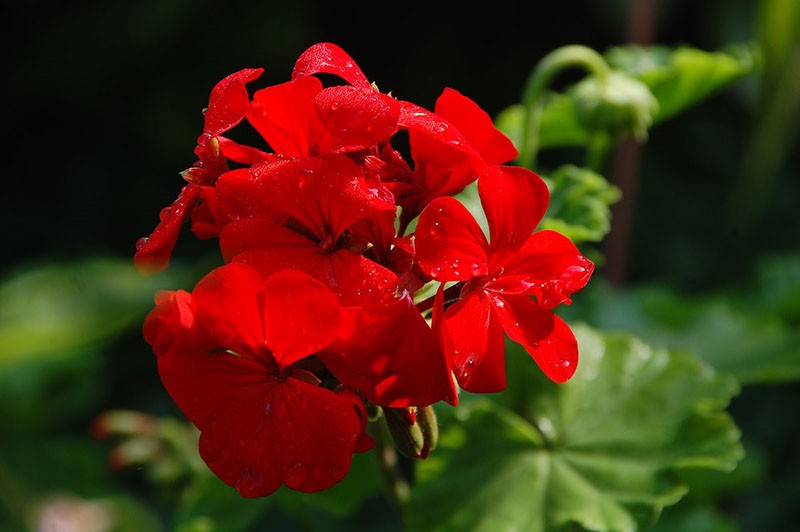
[383,405,439,459]
[573,71,658,141]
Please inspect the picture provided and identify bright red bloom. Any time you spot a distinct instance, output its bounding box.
[216,155,457,407]
[399,88,518,224]
[415,165,594,392]
[291,43,506,224]
[144,263,373,497]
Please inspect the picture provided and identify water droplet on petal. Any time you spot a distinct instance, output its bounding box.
[470,263,483,276]
[284,462,308,489]
[430,267,442,279]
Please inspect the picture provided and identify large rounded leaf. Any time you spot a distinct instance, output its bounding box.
[409,325,743,532]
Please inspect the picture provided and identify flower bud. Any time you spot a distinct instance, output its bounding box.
[383,405,439,459]
[572,71,658,141]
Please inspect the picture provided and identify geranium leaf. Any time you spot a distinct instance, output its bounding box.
[495,44,757,152]
[540,165,621,243]
[605,44,759,123]
[408,325,742,532]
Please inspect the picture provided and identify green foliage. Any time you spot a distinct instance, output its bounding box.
[540,165,621,244]
[569,255,800,385]
[0,258,195,432]
[408,326,743,532]
[495,44,758,153]
[605,44,759,123]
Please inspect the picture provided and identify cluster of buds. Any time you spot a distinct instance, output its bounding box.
[135,43,593,497]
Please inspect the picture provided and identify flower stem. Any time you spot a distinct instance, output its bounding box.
[415,283,462,314]
[370,421,411,509]
[518,45,611,169]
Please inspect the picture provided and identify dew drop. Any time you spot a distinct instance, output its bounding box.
[470,263,483,276]
[430,267,442,279]
[284,462,308,489]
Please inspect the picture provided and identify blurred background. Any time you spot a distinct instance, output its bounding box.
[2,0,798,530]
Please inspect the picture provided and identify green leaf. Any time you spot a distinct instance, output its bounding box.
[0,257,194,365]
[496,44,758,153]
[541,165,621,243]
[408,325,742,532]
[495,98,591,152]
[606,44,759,123]
[573,280,800,385]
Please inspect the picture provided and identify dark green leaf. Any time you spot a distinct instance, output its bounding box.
[409,326,742,532]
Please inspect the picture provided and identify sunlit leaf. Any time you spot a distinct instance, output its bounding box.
[606,44,759,123]
[408,325,742,532]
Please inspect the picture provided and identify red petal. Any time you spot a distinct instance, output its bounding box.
[248,76,329,158]
[260,270,340,368]
[322,293,457,407]
[158,348,363,497]
[323,250,400,305]
[434,88,518,164]
[192,263,267,359]
[204,68,263,137]
[399,101,478,160]
[489,230,594,308]
[414,197,488,282]
[143,290,213,357]
[220,219,326,275]
[253,156,396,242]
[216,167,286,222]
[315,86,400,151]
[478,165,550,264]
[134,184,202,274]
[489,293,578,383]
[217,136,274,166]
[292,42,370,88]
[442,291,507,393]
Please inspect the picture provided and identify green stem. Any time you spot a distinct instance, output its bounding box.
[518,45,611,169]
[586,133,612,172]
[370,421,411,510]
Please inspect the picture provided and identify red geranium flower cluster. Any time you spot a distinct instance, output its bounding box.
[137,43,593,497]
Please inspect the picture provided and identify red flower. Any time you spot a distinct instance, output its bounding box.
[399,87,518,224]
[134,69,264,273]
[415,165,594,392]
[216,155,457,407]
[144,263,373,497]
